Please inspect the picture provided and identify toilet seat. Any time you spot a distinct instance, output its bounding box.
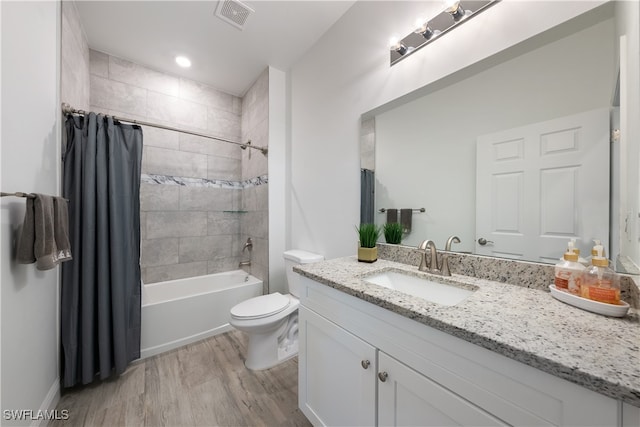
[231,292,290,320]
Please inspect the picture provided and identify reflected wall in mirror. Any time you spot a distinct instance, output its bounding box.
[361,3,638,272]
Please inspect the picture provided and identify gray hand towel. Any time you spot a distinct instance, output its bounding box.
[386,209,398,224]
[16,194,72,270]
[53,196,72,264]
[400,208,412,233]
[33,194,57,270]
[16,197,36,264]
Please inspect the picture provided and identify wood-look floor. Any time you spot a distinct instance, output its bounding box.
[51,330,312,427]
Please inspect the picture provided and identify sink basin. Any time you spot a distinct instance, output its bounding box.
[364,271,475,306]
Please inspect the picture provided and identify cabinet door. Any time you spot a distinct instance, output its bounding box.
[299,306,377,427]
[377,352,507,427]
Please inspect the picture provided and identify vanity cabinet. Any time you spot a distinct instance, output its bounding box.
[299,306,376,426]
[300,306,503,426]
[298,275,624,427]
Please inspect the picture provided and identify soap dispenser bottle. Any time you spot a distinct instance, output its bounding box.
[554,241,586,294]
[585,239,612,268]
[580,243,620,305]
[558,239,587,266]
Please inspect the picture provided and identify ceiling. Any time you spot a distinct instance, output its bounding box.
[75,0,356,97]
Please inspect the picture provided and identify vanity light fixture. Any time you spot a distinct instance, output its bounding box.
[175,55,192,68]
[390,0,500,66]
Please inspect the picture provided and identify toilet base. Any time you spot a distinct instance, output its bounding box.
[242,311,299,371]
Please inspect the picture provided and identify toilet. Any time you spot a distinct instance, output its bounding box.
[229,249,324,370]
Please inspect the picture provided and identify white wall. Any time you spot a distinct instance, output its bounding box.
[0,0,61,422]
[375,17,615,251]
[268,67,288,294]
[289,1,611,260]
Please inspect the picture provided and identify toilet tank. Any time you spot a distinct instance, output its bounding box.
[283,250,324,297]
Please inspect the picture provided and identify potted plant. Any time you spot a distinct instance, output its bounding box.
[383,222,403,244]
[356,223,380,263]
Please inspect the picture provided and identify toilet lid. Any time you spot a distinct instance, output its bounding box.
[231,292,290,320]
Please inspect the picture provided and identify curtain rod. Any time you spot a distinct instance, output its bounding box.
[61,103,268,155]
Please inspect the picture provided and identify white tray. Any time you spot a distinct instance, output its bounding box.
[549,284,629,317]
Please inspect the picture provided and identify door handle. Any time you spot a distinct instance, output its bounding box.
[361,360,370,369]
[477,238,494,246]
[378,371,388,382]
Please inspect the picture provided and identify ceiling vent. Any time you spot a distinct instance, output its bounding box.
[215,0,254,30]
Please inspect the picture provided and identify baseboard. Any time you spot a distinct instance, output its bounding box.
[30,377,60,427]
[139,323,234,359]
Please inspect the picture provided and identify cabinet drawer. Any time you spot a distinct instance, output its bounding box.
[378,352,506,426]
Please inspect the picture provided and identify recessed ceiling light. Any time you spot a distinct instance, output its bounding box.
[175,56,191,68]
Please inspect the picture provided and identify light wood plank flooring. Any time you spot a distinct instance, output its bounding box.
[51,330,311,427]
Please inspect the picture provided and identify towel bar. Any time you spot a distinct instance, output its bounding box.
[1,192,35,199]
[1,192,69,202]
[378,208,425,213]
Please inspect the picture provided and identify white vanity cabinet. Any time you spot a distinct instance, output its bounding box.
[298,275,626,427]
[299,306,376,426]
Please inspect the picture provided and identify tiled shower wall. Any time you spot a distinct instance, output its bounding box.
[241,69,269,292]
[88,49,268,284]
[61,1,90,111]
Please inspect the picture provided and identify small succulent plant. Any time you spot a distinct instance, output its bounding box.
[356,223,380,248]
[383,222,403,244]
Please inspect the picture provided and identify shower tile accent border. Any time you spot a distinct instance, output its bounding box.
[377,243,640,308]
[141,173,268,189]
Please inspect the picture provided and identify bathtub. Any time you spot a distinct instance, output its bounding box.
[140,270,263,358]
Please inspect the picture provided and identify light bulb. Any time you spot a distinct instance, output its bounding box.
[414,18,434,39]
[175,56,191,68]
[443,0,460,13]
[389,36,408,55]
[389,36,400,50]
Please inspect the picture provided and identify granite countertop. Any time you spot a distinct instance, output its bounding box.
[294,256,640,407]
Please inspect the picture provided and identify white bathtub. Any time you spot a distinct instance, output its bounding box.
[140,270,263,358]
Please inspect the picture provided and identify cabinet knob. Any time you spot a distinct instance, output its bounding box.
[361,360,371,369]
[378,371,388,382]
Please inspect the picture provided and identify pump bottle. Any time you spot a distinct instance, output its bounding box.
[581,243,620,305]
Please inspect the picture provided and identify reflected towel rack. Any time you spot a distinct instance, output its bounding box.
[1,192,35,199]
[378,208,425,213]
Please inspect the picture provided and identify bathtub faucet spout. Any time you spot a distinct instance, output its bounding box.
[239,260,251,267]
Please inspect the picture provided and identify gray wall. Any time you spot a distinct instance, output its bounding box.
[1,0,61,420]
[88,50,269,284]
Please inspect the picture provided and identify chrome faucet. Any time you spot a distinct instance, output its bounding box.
[239,238,253,267]
[417,240,440,274]
[441,236,461,276]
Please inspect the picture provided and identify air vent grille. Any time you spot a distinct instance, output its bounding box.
[215,0,254,30]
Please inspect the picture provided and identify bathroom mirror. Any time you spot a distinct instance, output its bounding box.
[361,3,638,271]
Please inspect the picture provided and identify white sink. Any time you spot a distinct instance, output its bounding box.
[364,271,475,306]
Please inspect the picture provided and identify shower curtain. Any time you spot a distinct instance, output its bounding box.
[61,113,143,387]
[360,168,375,224]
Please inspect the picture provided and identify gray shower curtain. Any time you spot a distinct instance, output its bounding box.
[360,168,375,224]
[61,113,143,388]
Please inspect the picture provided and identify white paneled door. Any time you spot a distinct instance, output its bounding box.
[476,109,610,263]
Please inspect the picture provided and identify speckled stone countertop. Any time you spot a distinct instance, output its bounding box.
[294,256,640,407]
